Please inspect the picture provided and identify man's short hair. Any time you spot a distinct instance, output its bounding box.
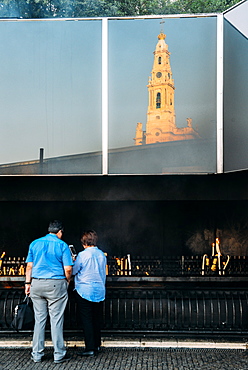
[81,230,98,246]
[48,220,64,234]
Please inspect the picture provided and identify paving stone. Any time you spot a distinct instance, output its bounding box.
[0,347,248,370]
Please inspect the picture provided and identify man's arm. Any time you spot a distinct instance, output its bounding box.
[64,265,73,283]
[25,262,33,295]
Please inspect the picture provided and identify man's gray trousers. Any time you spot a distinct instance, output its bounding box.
[30,278,68,361]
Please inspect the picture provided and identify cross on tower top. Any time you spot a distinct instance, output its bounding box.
[160,20,165,33]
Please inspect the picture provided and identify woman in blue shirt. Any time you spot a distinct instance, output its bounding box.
[73,230,106,356]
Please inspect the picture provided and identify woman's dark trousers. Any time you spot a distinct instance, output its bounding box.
[76,292,103,351]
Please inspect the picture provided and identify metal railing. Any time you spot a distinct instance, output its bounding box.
[1,280,248,334]
[1,255,248,277]
[107,255,248,277]
[103,288,248,333]
[1,255,248,335]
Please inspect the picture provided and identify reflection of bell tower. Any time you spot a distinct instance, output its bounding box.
[134,31,200,145]
[146,31,176,144]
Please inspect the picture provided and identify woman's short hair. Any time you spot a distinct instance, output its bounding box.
[81,230,98,246]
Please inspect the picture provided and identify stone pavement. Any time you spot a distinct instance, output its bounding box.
[0,346,248,370]
[0,337,248,370]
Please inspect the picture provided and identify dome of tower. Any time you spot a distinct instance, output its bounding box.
[158,32,166,40]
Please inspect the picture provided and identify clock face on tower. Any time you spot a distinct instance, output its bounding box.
[156,72,162,78]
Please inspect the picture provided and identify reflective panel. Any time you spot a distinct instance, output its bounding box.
[0,19,102,174]
[224,18,248,172]
[108,17,217,174]
[224,0,248,38]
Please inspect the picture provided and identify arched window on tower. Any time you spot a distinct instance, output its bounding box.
[156,92,161,109]
[158,56,162,65]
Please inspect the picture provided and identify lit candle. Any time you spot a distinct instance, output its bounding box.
[212,243,215,256]
[104,253,109,276]
[18,265,25,276]
[120,258,124,276]
[216,238,220,254]
[202,254,207,275]
[127,254,131,275]
[124,258,128,276]
[218,252,221,275]
[0,251,5,269]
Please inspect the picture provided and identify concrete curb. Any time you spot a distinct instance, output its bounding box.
[0,338,247,350]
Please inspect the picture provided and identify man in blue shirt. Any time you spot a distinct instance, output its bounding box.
[25,220,73,364]
[73,230,106,357]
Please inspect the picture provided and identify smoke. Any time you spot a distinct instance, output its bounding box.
[186,226,248,256]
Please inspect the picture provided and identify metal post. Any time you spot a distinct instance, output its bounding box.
[217,14,224,174]
[102,18,108,175]
[39,147,44,174]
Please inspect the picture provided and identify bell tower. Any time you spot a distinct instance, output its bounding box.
[145,31,176,144]
[134,30,200,146]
